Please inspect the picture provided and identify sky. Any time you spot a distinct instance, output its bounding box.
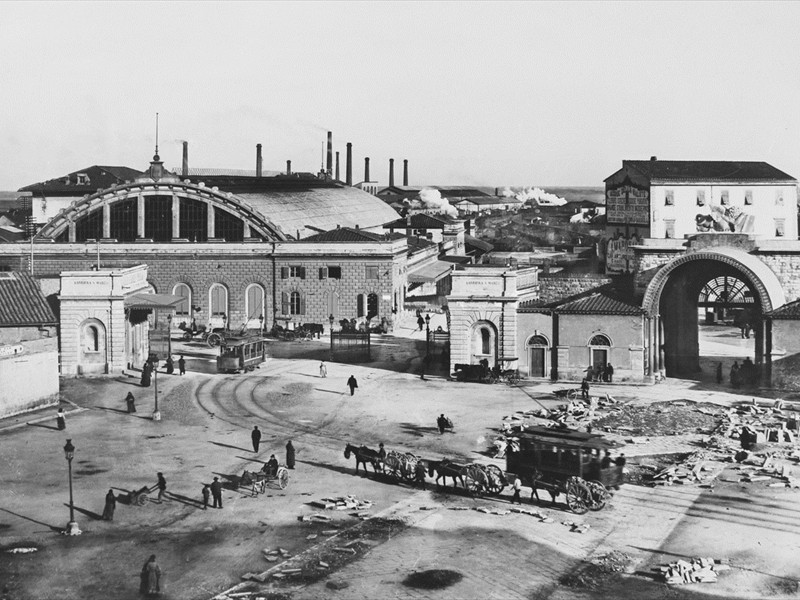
[1,1,799,190]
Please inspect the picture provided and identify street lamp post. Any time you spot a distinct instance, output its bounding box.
[259,314,264,336]
[328,314,335,360]
[425,314,431,356]
[63,439,81,536]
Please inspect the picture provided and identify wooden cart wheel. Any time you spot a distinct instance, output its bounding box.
[385,462,402,481]
[207,333,222,348]
[278,469,289,489]
[565,477,591,514]
[182,331,192,341]
[463,465,485,495]
[137,493,148,506]
[484,464,507,495]
[586,480,609,511]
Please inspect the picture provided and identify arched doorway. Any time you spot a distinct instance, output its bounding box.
[527,334,549,378]
[470,321,497,365]
[643,249,785,379]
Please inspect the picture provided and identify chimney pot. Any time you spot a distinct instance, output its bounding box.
[326,131,333,176]
[364,157,370,183]
[403,159,409,186]
[650,156,657,161]
[286,160,292,175]
[256,144,263,178]
[389,158,395,187]
[335,151,340,181]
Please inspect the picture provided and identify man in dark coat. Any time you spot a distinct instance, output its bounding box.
[581,378,590,400]
[141,362,152,387]
[125,392,136,413]
[414,460,427,489]
[210,477,223,509]
[251,426,262,452]
[346,375,358,396]
[102,489,116,521]
[263,454,279,478]
[285,440,296,469]
[178,355,186,375]
[606,363,614,383]
[437,414,447,434]
[165,356,174,375]
[156,473,167,503]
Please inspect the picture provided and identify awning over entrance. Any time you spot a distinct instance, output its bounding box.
[124,293,184,310]
[408,260,453,284]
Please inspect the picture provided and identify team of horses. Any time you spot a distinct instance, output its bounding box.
[343,443,508,496]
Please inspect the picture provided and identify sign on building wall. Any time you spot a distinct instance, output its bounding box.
[0,344,24,357]
[605,233,641,274]
[606,186,650,225]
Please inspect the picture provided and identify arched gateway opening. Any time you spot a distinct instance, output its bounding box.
[642,249,785,379]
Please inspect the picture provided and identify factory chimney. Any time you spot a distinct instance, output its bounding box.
[256,144,263,178]
[335,151,340,181]
[326,131,333,176]
[389,159,394,187]
[182,141,189,178]
[286,160,292,175]
[403,159,409,186]
[364,157,370,182]
[346,143,353,186]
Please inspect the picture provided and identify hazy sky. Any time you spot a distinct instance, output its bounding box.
[2,1,799,190]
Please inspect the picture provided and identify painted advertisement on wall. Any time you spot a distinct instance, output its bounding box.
[606,185,650,225]
[605,233,641,274]
[695,204,755,233]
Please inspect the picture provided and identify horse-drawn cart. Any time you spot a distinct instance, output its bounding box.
[126,484,159,506]
[383,451,419,482]
[239,466,290,495]
[506,426,624,514]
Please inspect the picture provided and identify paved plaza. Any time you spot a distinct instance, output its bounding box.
[1,318,799,600]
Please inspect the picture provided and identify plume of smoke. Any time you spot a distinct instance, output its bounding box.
[510,187,567,206]
[406,187,459,218]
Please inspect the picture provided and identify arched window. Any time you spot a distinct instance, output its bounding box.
[85,325,99,352]
[210,284,228,317]
[245,284,265,322]
[529,335,549,346]
[356,293,365,318]
[589,334,611,346]
[173,283,191,318]
[481,329,491,354]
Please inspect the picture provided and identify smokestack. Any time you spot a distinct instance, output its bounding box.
[181,141,188,178]
[335,151,340,181]
[286,160,292,175]
[346,142,353,186]
[326,131,333,176]
[403,159,409,186]
[256,144,263,178]
[389,159,394,187]
[364,157,370,183]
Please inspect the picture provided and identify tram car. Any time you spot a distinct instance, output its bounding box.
[216,335,268,374]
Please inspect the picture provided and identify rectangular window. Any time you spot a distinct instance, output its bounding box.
[775,219,786,237]
[744,190,753,205]
[366,266,379,280]
[319,266,341,279]
[664,220,676,239]
[720,190,729,205]
[288,266,306,279]
[696,190,706,206]
[664,190,674,206]
[281,267,289,279]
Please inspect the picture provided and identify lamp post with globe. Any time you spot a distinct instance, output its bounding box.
[63,439,81,536]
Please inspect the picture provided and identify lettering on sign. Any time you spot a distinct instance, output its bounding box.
[606,185,650,225]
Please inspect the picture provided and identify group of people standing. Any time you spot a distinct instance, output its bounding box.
[140,356,186,387]
[586,363,614,383]
[727,357,758,388]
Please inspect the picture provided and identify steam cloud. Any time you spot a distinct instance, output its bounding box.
[406,188,459,218]
[501,186,567,206]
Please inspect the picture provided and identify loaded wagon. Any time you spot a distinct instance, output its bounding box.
[506,426,624,514]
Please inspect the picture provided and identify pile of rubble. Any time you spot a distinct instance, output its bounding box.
[639,451,716,486]
[657,557,730,584]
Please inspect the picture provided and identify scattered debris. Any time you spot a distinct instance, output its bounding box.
[5,547,37,554]
[658,557,730,584]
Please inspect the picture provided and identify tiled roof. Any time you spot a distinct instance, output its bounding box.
[519,287,643,316]
[20,165,144,193]
[301,227,404,243]
[612,160,795,183]
[383,213,456,230]
[0,271,57,326]
[765,300,800,319]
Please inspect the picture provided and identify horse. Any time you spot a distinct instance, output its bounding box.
[427,458,469,489]
[344,443,383,476]
[527,469,559,505]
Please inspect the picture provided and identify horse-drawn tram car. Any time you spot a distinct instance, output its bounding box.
[216,335,268,374]
[507,426,624,514]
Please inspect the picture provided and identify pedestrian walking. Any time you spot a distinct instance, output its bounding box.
[417,315,425,331]
[210,477,223,508]
[125,391,136,413]
[56,407,66,430]
[581,378,590,400]
[141,361,152,387]
[165,356,174,375]
[285,440,296,469]
[102,489,116,521]
[251,426,262,452]
[730,361,740,388]
[319,361,327,378]
[511,475,522,504]
[140,554,161,596]
[346,375,358,396]
[414,460,427,489]
[178,355,186,375]
[716,362,723,384]
[606,363,614,383]
[437,413,448,434]
[201,484,210,510]
[156,472,167,503]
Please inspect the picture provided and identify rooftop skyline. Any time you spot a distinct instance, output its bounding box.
[2,1,799,191]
